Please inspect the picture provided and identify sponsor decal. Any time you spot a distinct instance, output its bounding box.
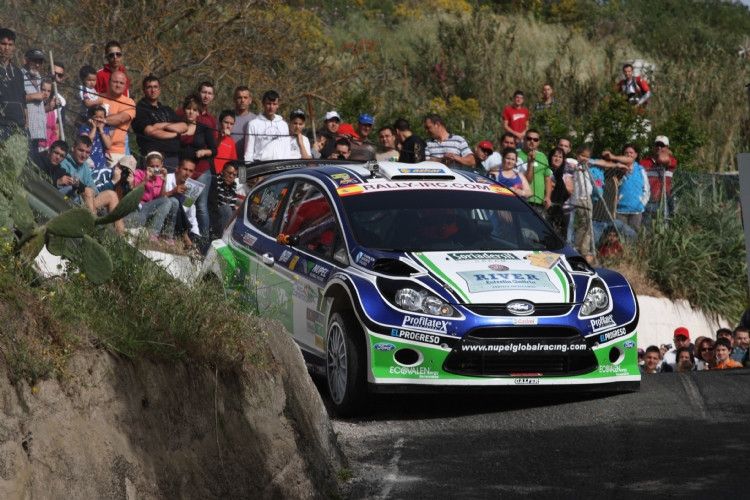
[331,173,350,179]
[361,182,497,192]
[524,252,560,269]
[598,365,628,375]
[489,264,509,271]
[458,271,558,293]
[307,263,330,282]
[338,177,360,186]
[279,250,293,263]
[388,366,439,378]
[623,340,635,349]
[390,328,441,345]
[355,251,375,267]
[512,317,538,325]
[598,327,628,343]
[448,252,520,261]
[460,340,587,354]
[401,316,450,334]
[242,234,258,246]
[374,342,397,352]
[288,255,299,270]
[514,378,540,385]
[507,300,535,316]
[336,185,365,197]
[590,314,617,333]
[397,168,444,174]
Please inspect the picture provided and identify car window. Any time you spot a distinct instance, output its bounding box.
[280,182,340,259]
[247,181,291,235]
[341,189,564,251]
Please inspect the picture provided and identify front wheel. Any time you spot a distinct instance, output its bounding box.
[326,310,367,417]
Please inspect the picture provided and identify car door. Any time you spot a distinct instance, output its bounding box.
[269,180,347,358]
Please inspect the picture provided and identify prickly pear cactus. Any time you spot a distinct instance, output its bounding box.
[0,132,141,284]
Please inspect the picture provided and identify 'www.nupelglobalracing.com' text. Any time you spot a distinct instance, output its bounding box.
[461,342,586,353]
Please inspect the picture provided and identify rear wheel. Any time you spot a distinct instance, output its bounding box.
[326,310,367,416]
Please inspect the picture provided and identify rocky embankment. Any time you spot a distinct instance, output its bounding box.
[0,318,343,499]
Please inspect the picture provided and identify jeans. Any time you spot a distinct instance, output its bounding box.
[592,219,637,248]
[126,197,179,238]
[195,170,212,241]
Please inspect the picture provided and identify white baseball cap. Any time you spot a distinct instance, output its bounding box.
[654,135,670,146]
[324,111,341,121]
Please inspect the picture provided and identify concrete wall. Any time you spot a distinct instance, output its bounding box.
[636,295,730,348]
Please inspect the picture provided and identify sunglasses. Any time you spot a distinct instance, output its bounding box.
[700,347,714,352]
[55,72,64,78]
[525,137,540,142]
[107,51,123,58]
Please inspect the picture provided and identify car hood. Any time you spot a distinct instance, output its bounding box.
[412,250,571,305]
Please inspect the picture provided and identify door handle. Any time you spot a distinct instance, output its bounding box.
[262,253,274,266]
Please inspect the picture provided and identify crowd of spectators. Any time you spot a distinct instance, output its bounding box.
[0,27,678,260]
[639,322,750,373]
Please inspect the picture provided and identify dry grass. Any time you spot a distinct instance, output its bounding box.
[600,256,664,298]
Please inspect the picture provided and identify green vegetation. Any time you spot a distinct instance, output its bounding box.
[0,136,272,384]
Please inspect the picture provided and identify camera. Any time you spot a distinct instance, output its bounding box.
[75,182,87,195]
[119,166,132,185]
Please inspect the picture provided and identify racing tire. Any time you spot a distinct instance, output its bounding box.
[326,310,367,417]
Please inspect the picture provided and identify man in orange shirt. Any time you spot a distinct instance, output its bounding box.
[101,71,135,167]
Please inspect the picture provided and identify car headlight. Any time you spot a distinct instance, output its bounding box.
[580,283,609,316]
[395,288,454,316]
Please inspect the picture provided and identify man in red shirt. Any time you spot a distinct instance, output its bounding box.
[640,135,677,227]
[616,63,650,107]
[502,90,530,145]
[95,41,130,97]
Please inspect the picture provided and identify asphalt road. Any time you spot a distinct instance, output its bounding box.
[327,370,750,499]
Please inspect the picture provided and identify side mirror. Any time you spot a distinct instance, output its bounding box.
[276,233,300,246]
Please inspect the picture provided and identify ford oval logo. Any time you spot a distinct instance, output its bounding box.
[623,340,635,349]
[507,300,535,316]
[374,343,396,352]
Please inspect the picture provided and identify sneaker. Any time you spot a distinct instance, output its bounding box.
[148,233,160,243]
[163,238,176,246]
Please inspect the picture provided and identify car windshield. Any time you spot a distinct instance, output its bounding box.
[341,188,565,252]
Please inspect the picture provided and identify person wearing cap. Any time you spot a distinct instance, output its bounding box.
[473,140,502,174]
[423,113,474,169]
[22,48,47,151]
[376,126,399,162]
[640,135,677,227]
[0,29,26,142]
[132,75,187,172]
[287,108,311,159]
[348,113,377,161]
[92,153,135,198]
[243,89,289,162]
[659,327,693,372]
[317,110,342,158]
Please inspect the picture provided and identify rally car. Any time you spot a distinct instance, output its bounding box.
[201,159,640,415]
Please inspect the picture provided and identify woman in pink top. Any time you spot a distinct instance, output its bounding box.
[125,152,180,243]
